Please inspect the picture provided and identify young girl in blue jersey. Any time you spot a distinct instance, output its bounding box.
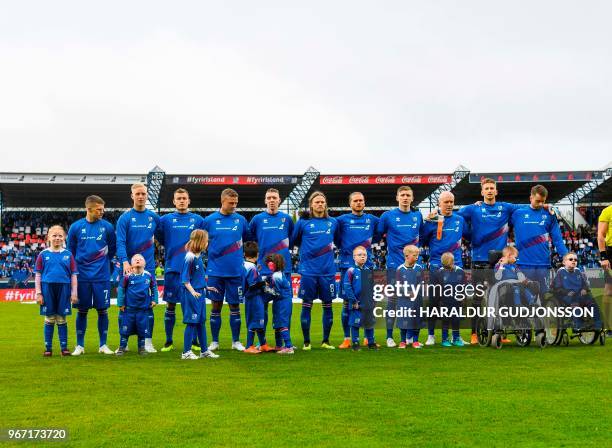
[116,254,158,356]
[35,225,78,356]
[264,253,294,354]
[180,229,219,360]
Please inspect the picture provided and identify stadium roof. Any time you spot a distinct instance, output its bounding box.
[451,171,605,205]
[1,169,609,210]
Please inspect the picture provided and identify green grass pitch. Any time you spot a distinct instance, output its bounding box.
[1,298,610,447]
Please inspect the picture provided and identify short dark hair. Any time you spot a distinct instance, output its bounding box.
[531,184,548,198]
[174,188,189,196]
[221,188,239,200]
[85,195,105,207]
[244,241,259,259]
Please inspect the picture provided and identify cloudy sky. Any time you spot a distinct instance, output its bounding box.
[0,1,610,175]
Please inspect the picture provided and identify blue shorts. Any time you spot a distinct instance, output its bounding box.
[40,282,72,317]
[298,274,336,303]
[119,309,149,338]
[163,272,182,304]
[245,293,265,330]
[207,276,242,305]
[518,266,551,295]
[272,298,293,329]
[75,280,111,310]
[181,287,206,324]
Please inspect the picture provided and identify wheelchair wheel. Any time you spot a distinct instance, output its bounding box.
[491,333,502,349]
[536,332,546,348]
[561,332,570,346]
[600,331,606,346]
[515,329,532,347]
[542,298,562,345]
[476,318,491,347]
[578,330,598,345]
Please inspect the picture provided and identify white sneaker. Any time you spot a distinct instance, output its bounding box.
[72,345,85,356]
[425,335,436,346]
[181,351,198,360]
[208,341,220,351]
[406,337,413,344]
[386,338,397,348]
[232,341,246,351]
[98,345,114,355]
[144,339,157,353]
[200,350,220,359]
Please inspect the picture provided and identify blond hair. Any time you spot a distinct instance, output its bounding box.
[186,229,208,254]
[441,252,455,268]
[403,245,420,256]
[131,183,147,192]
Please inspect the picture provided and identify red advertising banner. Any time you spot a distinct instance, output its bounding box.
[169,175,298,185]
[319,175,451,185]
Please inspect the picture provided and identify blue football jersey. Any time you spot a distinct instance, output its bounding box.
[249,211,294,275]
[342,264,370,305]
[336,213,380,269]
[180,252,206,290]
[116,208,160,273]
[291,216,339,276]
[511,207,568,267]
[377,208,422,269]
[157,212,205,273]
[67,218,116,282]
[552,267,589,294]
[203,211,249,278]
[118,271,158,309]
[421,213,467,268]
[35,249,78,283]
[457,202,524,262]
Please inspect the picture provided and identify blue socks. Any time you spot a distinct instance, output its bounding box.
[184,325,195,353]
[44,322,54,351]
[400,329,407,342]
[210,311,221,342]
[76,310,88,347]
[301,302,312,344]
[350,325,360,344]
[164,307,176,344]
[97,309,108,347]
[365,328,375,343]
[386,328,394,339]
[257,330,266,346]
[246,330,255,348]
[57,323,68,350]
[229,309,241,342]
[120,335,129,348]
[279,327,292,348]
[341,301,350,338]
[148,308,154,338]
[322,303,333,342]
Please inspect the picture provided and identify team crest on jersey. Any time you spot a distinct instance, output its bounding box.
[366,218,371,223]
[81,228,86,233]
[413,217,417,222]
[216,220,221,225]
[264,219,268,223]
[281,218,286,222]
[234,219,239,224]
[327,222,332,227]
[396,217,400,221]
[173,218,178,222]
[190,218,195,223]
[132,217,136,222]
[498,205,503,210]
[100,227,105,232]
[309,223,314,228]
[148,217,153,222]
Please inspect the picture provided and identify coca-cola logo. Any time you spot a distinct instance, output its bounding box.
[427,175,449,183]
[349,176,370,184]
[375,176,396,184]
[321,176,344,184]
[401,176,422,183]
